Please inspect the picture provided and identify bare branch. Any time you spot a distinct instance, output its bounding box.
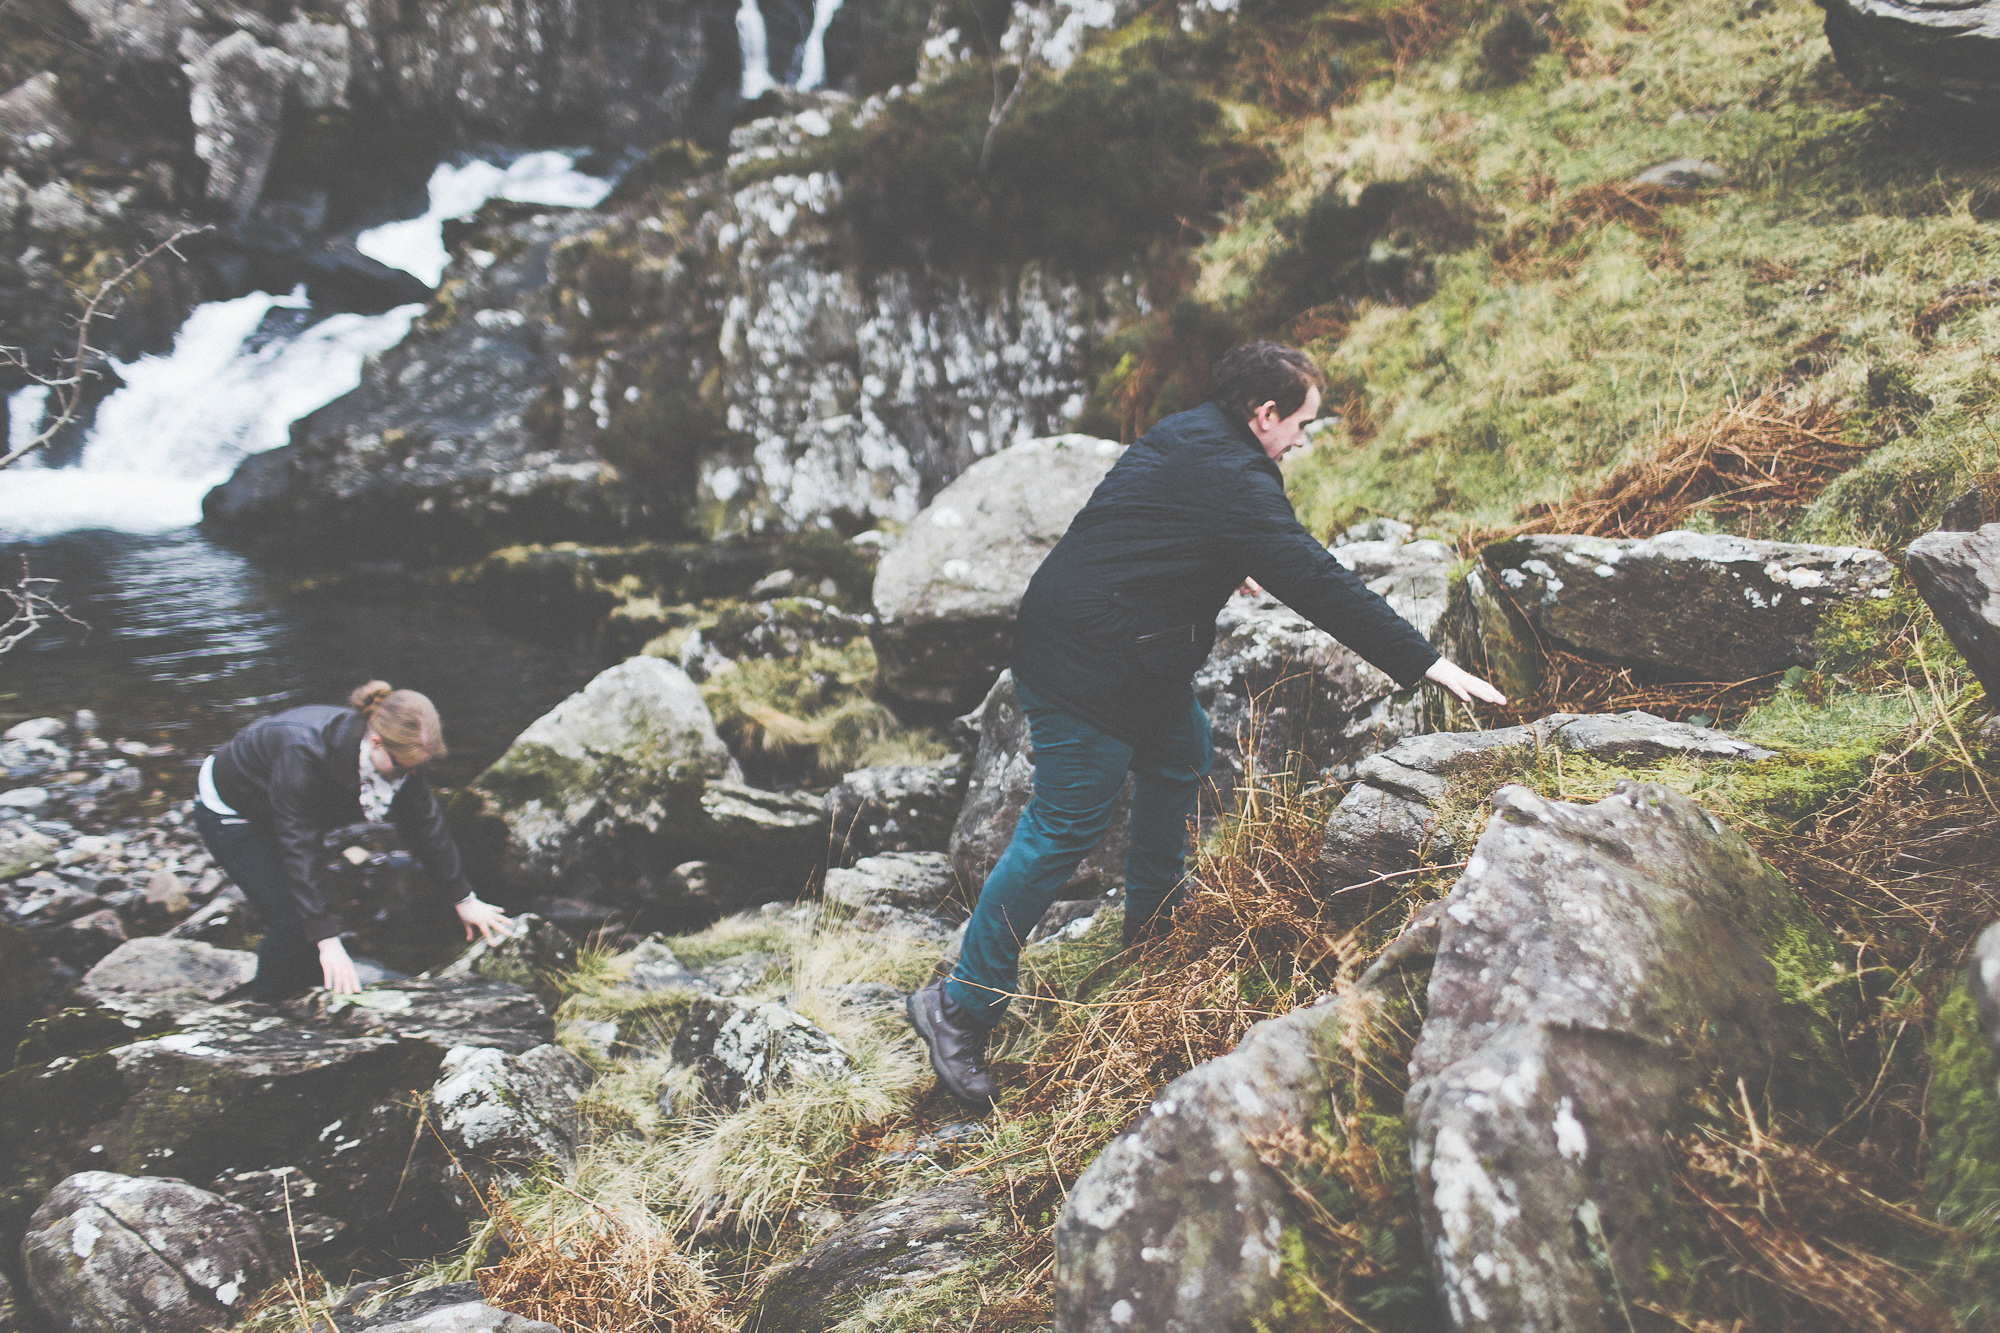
[0,224,209,472]
[0,556,87,657]
[969,0,1034,175]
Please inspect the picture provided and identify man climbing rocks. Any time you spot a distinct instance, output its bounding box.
[906,340,1507,1109]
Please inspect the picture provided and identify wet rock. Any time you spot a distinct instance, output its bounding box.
[0,737,68,781]
[746,1180,992,1333]
[76,938,257,1023]
[1816,0,2000,111]
[1406,783,1841,1332]
[669,996,851,1109]
[0,74,76,170]
[432,913,576,1009]
[1905,521,2000,703]
[871,435,1126,709]
[822,852,965,917]
[187,32,297,218]
[950,671,1131,902]
[1484,531,1894,680]
[430,1043,592,1219]
[825,755,970,861]
[459,657,739,900]
[209,1166,346,1252]
[21,1171,273,1333]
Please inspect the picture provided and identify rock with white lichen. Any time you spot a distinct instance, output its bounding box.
[824,754,970,861]
[429,1043,593,1220]
[1905,521,2000,704]
[668,996,852,1110]
[871,435,1126,709]
[1406,781,1842,1332]
[21,1171,273,1333]
[1482,531,1895,681]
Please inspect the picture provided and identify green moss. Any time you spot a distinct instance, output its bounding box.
[1925,984,2000,1315]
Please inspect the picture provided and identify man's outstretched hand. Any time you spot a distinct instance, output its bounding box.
[1425,657,1508,706]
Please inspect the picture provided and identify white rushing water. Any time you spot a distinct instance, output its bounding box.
[738,0,844,97]
[1,153,612,539]
[796,0,845,90]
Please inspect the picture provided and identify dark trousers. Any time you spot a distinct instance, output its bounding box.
[193,804,323,1003]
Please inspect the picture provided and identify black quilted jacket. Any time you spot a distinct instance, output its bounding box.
[1009,403,1440,747]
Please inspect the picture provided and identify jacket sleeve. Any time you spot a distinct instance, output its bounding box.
[267,746,346,944]
[1223,462,1441,688]
[390,777,477,903]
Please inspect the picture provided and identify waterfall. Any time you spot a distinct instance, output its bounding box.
[796,0,845,90]
[738,0,778,100]
[0,152,613,539]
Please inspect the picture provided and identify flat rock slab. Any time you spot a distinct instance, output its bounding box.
[871,435,1124,709]
[748,1180,993,1333]
[1407,782,1839,1333]
[822,851,966,917]
[22,1171,272,1333]
[1485,531,1893,680]
[1816,0,2000,111]
[290,975,554,1054]
[77,937,256,1023]
[1905,522,2000,702]
[336,1283,558,1333]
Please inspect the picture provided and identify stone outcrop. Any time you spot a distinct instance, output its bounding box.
[21,1171,273,1333]
[186,31,299,219]
[746,1180,993,1333]
[870,434,1125,709]
[950,671,1131,902]
[825,755,970,861]
[430,1043,593,1219]
[822,851,967,941]
[1905,521,2000,703]
[333,1283,559,1332]
[1815,0,2000,112]
[1318,712,1774,921]
[666,996,852,1111]
[1483,531,1895,680]
[1407,782,1841,1331]
[75,938,257,1023]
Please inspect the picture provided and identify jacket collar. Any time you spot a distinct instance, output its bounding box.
[334,710,369,794]
[1195,401,1269,459]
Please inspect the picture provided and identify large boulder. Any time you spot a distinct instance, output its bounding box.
[76,938,257,1023]
[186,32,297,218]
[824,755,970,861]
[746,1180,994,1333]
[950,672,1131,902]
[21,1171,273,1333]
[1815,0,2000,112]
[666,996,851,1111]
[0,73,79,171]
[1905,521,2000,703]
[1484,531,1895,680]
[430,1043,593,1219]
[1406,782,1841,1332]
[870,435,1125,709]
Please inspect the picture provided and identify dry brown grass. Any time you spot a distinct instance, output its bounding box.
[1492,180,1694,275]
[477,1189,728,1333]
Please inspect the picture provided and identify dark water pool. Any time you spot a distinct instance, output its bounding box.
[0,529,610,790]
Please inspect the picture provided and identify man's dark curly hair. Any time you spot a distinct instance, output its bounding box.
[1206,341,1327,424]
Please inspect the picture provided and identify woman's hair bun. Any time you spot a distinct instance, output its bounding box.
[349,680,394,713]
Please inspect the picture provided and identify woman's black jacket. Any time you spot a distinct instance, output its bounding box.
[210,705,475,943]
[1009,403,1441,748]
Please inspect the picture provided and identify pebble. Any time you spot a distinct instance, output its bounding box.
[3,717,65,742]
[0,787,50,808]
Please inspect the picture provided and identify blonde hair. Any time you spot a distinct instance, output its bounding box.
[348,680,447,766]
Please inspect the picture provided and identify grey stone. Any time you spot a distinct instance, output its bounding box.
[694,781,827,877]
[669,996,851,1109]
[822,851,965,917]
[1906,521,2000,703]
[0,737,70,780]
[290,975,554,1055]
[691,948,781,996]
[1407,782,1840,1333]
[1632,157,1725,187]
[433,913,576,1009]
[606,938,707,993]
[825,755,970,860]
[1969,920,2000,1058]
[1484,530,1894,681]
[1553,709,1774,763]
[0,1268,18,1333]
[746,1180,992,1333]
[278,18,351,110]
[165,885,256,951]
[187,31,298,218]
[339,1287,557,1333]
[0,826,55,881]
[3,718,66,742]
[430,1042,593,1219]
[76,937,257,1023]
[871,435,1126,709]
[950,671,1131,901]
[209,1166,345,1252]
[1816,0,2000,111]
[0,74,77,169]
[0,787,47,808]
[21,1171,273,1333]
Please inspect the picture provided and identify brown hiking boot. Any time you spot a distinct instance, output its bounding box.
[907,979,999,1111]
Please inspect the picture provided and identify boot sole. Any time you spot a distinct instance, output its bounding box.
[906,987,997,1112]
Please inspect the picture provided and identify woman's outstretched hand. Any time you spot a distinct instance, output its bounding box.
[318,936,362,994]
[1424,657,1509,706]
[456,894,515,944]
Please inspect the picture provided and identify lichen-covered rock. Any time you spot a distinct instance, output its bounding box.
[1816,0,2000,111]
[747,1180,993,1333]
[186,31,297,218]
[433,913,576,1009]
[1484,531,1894,680]
[0,825,56,880]
[950,671,1131,901]
[430,1043,593,1218]
[208,1166,346,1252]
[0,73,78,170]
[821,852,965,917]
[459,657,738,898]
[1905,521,2000,703]
[21,1171,273,1333]
[825,755,970,861]
[319,1282,560,1332]
[669,996,851,1109]
[871,435,1126,708]
[76,938,257,1023]
[1406,782,1841,1332]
